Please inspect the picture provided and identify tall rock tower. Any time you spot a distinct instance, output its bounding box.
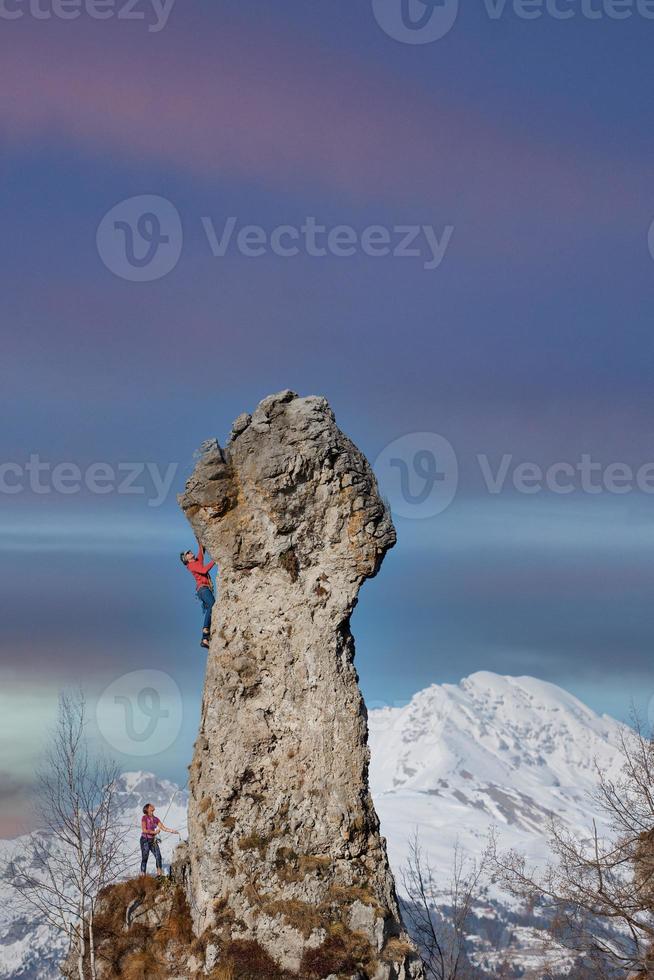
[178,390,423,979]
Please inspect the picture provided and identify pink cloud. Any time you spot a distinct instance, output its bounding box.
[0,21,638,223]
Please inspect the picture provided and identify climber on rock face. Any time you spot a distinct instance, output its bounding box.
[180,540,216,649]
[140,803,179,876]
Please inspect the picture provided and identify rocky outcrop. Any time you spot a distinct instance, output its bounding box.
[177,390,423,979]
[60,876,197,980]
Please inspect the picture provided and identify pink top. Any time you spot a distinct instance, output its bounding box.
[141,814,160,838]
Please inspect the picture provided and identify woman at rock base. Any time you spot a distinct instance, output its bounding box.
[140,803,179,876]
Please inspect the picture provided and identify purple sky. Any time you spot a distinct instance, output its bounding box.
[2,0,654,836]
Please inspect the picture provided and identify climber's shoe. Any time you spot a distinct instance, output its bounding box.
[200,638,210,649]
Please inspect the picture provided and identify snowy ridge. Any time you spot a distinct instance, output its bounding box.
[369,672,624,875]
[371,671,621,797]
[368,672,626,976]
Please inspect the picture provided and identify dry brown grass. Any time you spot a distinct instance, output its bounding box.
[119,948,166,980]
[91,876,194,978]
[96,875,160,929]
[381,935,415,962]
[207,940,295,979]
[155,884,194,945]
[208,964,236,980]
[190,925,213,958]
[212,896,236,934]
[300,854,331,876]
[213,896,229,915]
[262,898,324,939]
[299,922,374,979]
[279,547,300,581]
[93,876,157,963]
[238,831,271,857]
[328,882,382,910]
[349,812,367,833]
[242,880,264,907]
[274,848,331,883]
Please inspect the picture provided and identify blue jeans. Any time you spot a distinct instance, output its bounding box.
[197,586,215,631]
[140,835,162,873]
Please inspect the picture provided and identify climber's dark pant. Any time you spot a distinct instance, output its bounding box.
[197,587,215,631]
[140,835,162,873]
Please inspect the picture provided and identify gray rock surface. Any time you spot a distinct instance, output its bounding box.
[177,391,424,977]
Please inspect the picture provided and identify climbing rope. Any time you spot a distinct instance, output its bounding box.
[160,776,189,831]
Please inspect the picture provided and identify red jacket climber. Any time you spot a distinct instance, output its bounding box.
[180,541,216,649]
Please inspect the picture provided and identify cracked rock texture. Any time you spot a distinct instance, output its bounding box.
[178,390,424,979]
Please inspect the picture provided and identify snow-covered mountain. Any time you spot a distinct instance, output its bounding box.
[370,670,623,868]
[0,673,625,979]
[368,671,625,974]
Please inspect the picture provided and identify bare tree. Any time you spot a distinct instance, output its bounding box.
[5,690,129,980]
[401,832,490,979]
[492,718,654,978]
